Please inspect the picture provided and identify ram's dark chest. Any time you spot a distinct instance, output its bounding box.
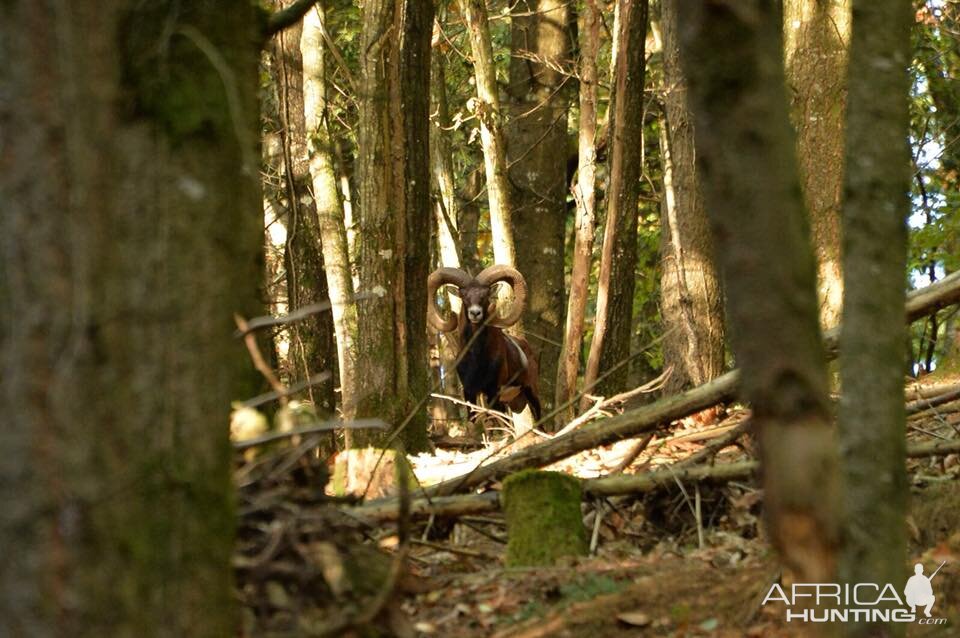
[456,325,501,395]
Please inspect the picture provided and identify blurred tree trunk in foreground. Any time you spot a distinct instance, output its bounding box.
[583,0,649,401]
[678,0,841,582]
[784,0,851,330]
[658,0,725,395]
[838,0,912,634]
[506,0,573,411]
[301,2,360,422]
[0,1,262,634]
[273,0,336,413]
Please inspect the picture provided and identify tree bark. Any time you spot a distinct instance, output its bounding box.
[301,2,360,421]
[583,0,648,401]
[430,29,463,272]
[397,0,436,452]
[556,0,601,421]
[783,0,851,330]
[658,0,725,394]
[505,0,573,411]
[0,2,262,634]
[837,0,912,632]
[676,0,841,583]
[459,0,517,266]
[273,0,336,413]
[354,0,433,450]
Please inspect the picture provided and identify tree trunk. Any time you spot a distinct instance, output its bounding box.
[302,2,361,422]
[273,1,336,413]
[459,0,517,266]
[783,0,851,330]
[505,0,573,412]
[0,2,262,634]
[397,0,436,452]
[430,24,462,272]
[838,0,912,632]
[658,0,725,394]
[459,168,484,276]
[676,0,841,583]
[354,0,433,451]
[583,0,648,401]
[556,0,601,421]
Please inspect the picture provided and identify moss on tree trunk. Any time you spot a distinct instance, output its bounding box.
[0,2,262,634]
[503,470,588,567]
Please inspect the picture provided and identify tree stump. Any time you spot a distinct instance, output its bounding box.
[502,470,588,566]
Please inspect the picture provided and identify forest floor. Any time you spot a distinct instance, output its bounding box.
[400,402,960,637]
[234,375,960,637]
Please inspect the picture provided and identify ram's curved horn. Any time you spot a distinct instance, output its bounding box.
[427,267,472,332]
[476,265,526,327]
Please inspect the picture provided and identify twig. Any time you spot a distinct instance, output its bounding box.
[235,314,287,401]
[410,538,498,561]
[233,418,389,450]
[236,292,376,336]
[239,371,332,408]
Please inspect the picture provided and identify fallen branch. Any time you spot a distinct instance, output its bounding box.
[419,272,960,498]
[422,371,740,497]
[352,436,960,523]
[907,386,960,415]
[233,418,389,450]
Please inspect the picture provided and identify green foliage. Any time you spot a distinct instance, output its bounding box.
[907,1,960,372]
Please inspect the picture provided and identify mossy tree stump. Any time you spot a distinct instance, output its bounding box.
[502,470,588,566]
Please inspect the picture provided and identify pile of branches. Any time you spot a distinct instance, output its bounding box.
[233,438,414,637]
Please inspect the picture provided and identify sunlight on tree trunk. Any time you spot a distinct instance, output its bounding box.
[556,0,600,424]
[459,0,517,266]
[784,0,851,330]
[658,0,725,395]
[302,2,360,422]
[274,0,336,414]
[583,0,648,404]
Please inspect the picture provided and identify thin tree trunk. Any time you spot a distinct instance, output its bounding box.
[273,0,336,413]
[302,2,360,422]
[506,0,573,411]
[556,0,601,422]
[0,2,262,633]
[583,0,648,402]
[430,22,462,272]
[677,0,841,582]
[459,168,484,275]
[784,0,851,329]
[459,0,517,266]
[658,0,725,394]
[838,0,912,632]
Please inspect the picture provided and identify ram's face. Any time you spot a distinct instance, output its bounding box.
[460,284,492,325]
